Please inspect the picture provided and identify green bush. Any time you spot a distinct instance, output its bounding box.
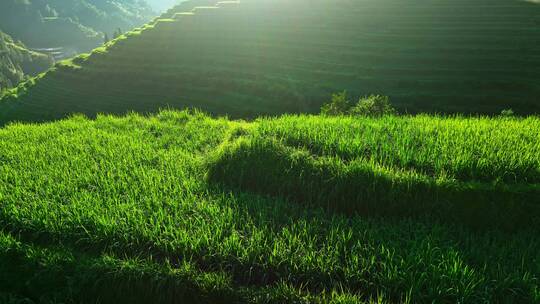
[501,108,515,117]
[320,91,351,116]
[350,95,396,117]
[320,92,396,117]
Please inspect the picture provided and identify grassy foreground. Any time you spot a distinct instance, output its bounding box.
[1,110,540,303]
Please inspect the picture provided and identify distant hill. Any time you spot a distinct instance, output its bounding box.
[0,0,157,55]
[0,30,53,92]
[1,0,539,124]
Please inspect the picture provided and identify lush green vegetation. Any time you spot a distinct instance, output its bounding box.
[1,0,539,125]
[0,0,158,55]
[0,30,53,92]
[0,0,176,90]
[320,92,396,117]
[1,1,539,303]
[1,110,539,303]
[210,114,540,231]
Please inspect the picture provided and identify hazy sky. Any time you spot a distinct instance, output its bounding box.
[147,0,185,12]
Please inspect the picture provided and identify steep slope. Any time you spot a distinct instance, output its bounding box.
[1,0,539,124]
[46,0,156,34]
[0,30,54,92]
[0,0,157,56]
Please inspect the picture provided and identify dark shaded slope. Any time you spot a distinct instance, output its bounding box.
[1,0,539,124]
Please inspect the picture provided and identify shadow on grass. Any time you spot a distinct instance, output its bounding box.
[2,184,540,304]
[206,135,540,232]
[2,135,540,303]
[0,230,240,304]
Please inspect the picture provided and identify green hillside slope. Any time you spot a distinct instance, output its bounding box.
[0,30,53,92]
[0,0,157,55]
[1,0,539,124]
[45,0,156,34]
[1,111,539,303]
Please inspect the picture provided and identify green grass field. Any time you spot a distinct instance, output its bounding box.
[1,110,539,303]
[1,0,540,302]
[1,0,540,125]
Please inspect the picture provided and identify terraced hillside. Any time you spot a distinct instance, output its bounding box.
[0,0,158,56]
[0,30,53,92]
[1,0,540,124]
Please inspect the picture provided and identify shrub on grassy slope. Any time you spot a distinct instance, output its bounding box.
[501,108,515,117]
[320,91,352,116]
[349,95,396,117]
[321,92,396,117]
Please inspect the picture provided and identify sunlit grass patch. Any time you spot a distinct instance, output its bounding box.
[1,110,539,303]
